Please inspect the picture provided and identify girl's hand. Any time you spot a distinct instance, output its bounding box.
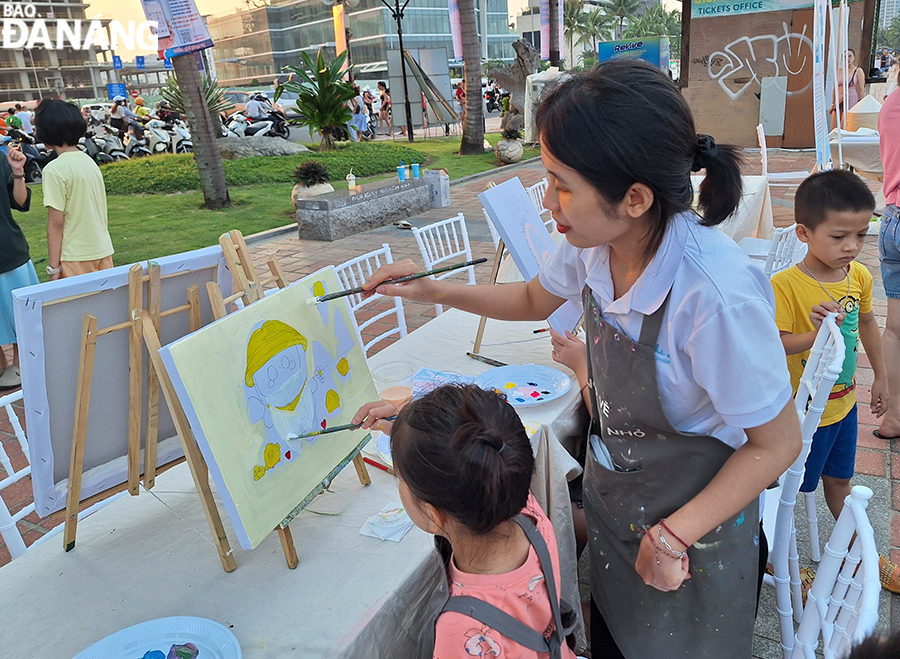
[352,400,398,434]
[361,259,438,303]
[550,329,586,372]
[635,531,691,591]
[810,301,845,328]
[6,146,26,176]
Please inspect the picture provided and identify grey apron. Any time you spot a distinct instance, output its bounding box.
[581,285,759,658]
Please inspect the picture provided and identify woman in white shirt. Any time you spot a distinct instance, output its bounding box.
[361,60,800,658]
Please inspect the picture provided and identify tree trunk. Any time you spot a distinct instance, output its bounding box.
[172,54,230,209]
[550,0,561,67]
[458,0,485,155]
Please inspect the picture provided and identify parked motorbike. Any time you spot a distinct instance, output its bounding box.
[485,90,501,114]
[223,112,273,138]
[87,122,129,160]
[167,119,193,153]
[77,135,114,164]
[144,119,171,154]
[264,109,290,139]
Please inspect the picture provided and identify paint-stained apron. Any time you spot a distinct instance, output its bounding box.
[581,285,759,658]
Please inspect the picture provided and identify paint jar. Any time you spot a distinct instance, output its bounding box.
[371,361,416,411]
[411,163,420,178]
[397,165,406,181]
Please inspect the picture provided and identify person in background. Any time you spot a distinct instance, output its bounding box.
[133,97,152,120]
[0,144,33,390]
[455,81,466,122]
[362,85,375,116]
[876,65,900,450]
[348,85,369,142]
[14,104,33,135]
[377,81,392,135]
[353,385,577,659]
[832,48,866,126]
[35,100,114,280]
[109,95,137,139]
[243,94,269,120]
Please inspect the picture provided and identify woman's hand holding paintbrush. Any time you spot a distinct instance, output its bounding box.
[352,400,400,434]
[361,259,443,304]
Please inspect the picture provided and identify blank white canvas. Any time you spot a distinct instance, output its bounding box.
[479,177,582,332]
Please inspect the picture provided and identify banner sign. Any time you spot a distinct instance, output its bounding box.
[141,0,214,59]
[597,37,670,71]
[540,0,550,60]
[448,0,463,61]
[693,0,813,19]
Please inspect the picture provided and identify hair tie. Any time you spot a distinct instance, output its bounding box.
[691,134,718,172]
[498,442,507,456]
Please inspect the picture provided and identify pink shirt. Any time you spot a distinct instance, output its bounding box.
[880,88,900,206]
[433,495,577,659]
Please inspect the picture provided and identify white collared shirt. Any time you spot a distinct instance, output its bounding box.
[540,211,792,449]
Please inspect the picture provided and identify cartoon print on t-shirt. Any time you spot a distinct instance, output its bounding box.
[464,626,502,656]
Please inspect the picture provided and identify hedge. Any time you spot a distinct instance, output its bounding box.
[99,142,427,195]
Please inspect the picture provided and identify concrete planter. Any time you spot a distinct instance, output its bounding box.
[295,178,431,241]
[496,139,524,164]
[292,182,335,208]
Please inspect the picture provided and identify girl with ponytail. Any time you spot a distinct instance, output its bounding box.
[353,385,577,659]
[360,59,800,658]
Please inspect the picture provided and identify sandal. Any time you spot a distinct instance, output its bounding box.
[799,566,816,606]
[880,554,900,593]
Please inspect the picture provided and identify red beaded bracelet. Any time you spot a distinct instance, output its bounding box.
[660,518,689,551]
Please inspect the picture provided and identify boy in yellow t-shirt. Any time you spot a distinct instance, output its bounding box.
[772,170,887,522]
[35,99,113,280]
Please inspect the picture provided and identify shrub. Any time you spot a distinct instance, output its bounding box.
[501,127,522,140]
[293,160,330,186]
[99,143,426,195]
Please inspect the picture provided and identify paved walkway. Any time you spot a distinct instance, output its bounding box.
[2,150,898,651]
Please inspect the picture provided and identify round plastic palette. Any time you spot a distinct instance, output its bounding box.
[473,364,572,407]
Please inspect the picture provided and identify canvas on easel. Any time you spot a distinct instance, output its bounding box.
[479,177,581,333]
[159,267,379,550]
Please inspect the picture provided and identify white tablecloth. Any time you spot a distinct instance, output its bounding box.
[829,132,884,177]
[0,311,587,658]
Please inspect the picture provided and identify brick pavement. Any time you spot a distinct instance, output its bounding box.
[2,149,898,638]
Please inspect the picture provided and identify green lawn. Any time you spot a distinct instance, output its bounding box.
[21,132,539,281]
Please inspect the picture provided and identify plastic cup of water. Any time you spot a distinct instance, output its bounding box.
[371,361,416,410]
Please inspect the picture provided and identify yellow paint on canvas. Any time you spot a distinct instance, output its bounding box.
[336,357,350,376]
[313,280,326,297]
[325,389,340,413]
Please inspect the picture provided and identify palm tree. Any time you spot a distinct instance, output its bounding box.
[622,6,682,59]
[563,0,586,69]
[577,9,616,59]
[604,0,643,39]
[458,0,485,155]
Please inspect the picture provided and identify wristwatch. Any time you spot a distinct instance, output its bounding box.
[12,173,25,179]
[46,264,61,275]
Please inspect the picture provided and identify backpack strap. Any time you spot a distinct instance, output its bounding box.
[440,513,570,659]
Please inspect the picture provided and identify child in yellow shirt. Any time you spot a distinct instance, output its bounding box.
[772,170,886,522]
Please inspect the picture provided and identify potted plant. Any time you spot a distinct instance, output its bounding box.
[496,127,524,164]
[292,160,334,206]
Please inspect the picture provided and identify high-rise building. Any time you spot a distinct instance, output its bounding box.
[0,1,117,103]
[208,0,518,88]
[880,0,900,29]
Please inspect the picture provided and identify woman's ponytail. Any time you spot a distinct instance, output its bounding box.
[694,137,744,227]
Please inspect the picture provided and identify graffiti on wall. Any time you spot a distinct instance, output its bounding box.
[703,23,813,100]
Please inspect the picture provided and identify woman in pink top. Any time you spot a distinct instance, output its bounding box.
[832,48,866,127]
[876,70,900,442]
[353,385,577,659]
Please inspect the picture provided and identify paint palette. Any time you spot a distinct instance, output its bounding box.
[72,617,241,659]
[473,364,572,407]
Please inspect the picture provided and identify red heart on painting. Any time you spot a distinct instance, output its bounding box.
[321,419,327,429]
[285,451,291,460]
[530,391,540,398]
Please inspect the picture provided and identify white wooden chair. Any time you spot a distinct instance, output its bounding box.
[482,207,502,251]
[738,224,808,278]
[757,124,811,187]
[762,315,846,658]
[525,178,556,232]
[790,485,880,659]
[335,243,408,356]
[412,213,476,315]
[0,390,122,561]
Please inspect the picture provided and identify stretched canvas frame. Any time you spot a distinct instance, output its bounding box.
[12,246,230,516]
[159,267,379,550]
[479,177,582,332]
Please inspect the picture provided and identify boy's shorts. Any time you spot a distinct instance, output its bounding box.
[880,205,900,299]
[800,404,857,493]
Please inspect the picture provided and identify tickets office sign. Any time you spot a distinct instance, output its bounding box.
[692,0,814,18]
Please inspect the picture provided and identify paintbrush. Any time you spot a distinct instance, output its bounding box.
[288,416,398,440]
[307,258,488,304]
[466,352,507,367]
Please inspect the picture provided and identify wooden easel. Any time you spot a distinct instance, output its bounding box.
[200,230,371,569]
[63,263,237,573]
[473,181,507,354]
